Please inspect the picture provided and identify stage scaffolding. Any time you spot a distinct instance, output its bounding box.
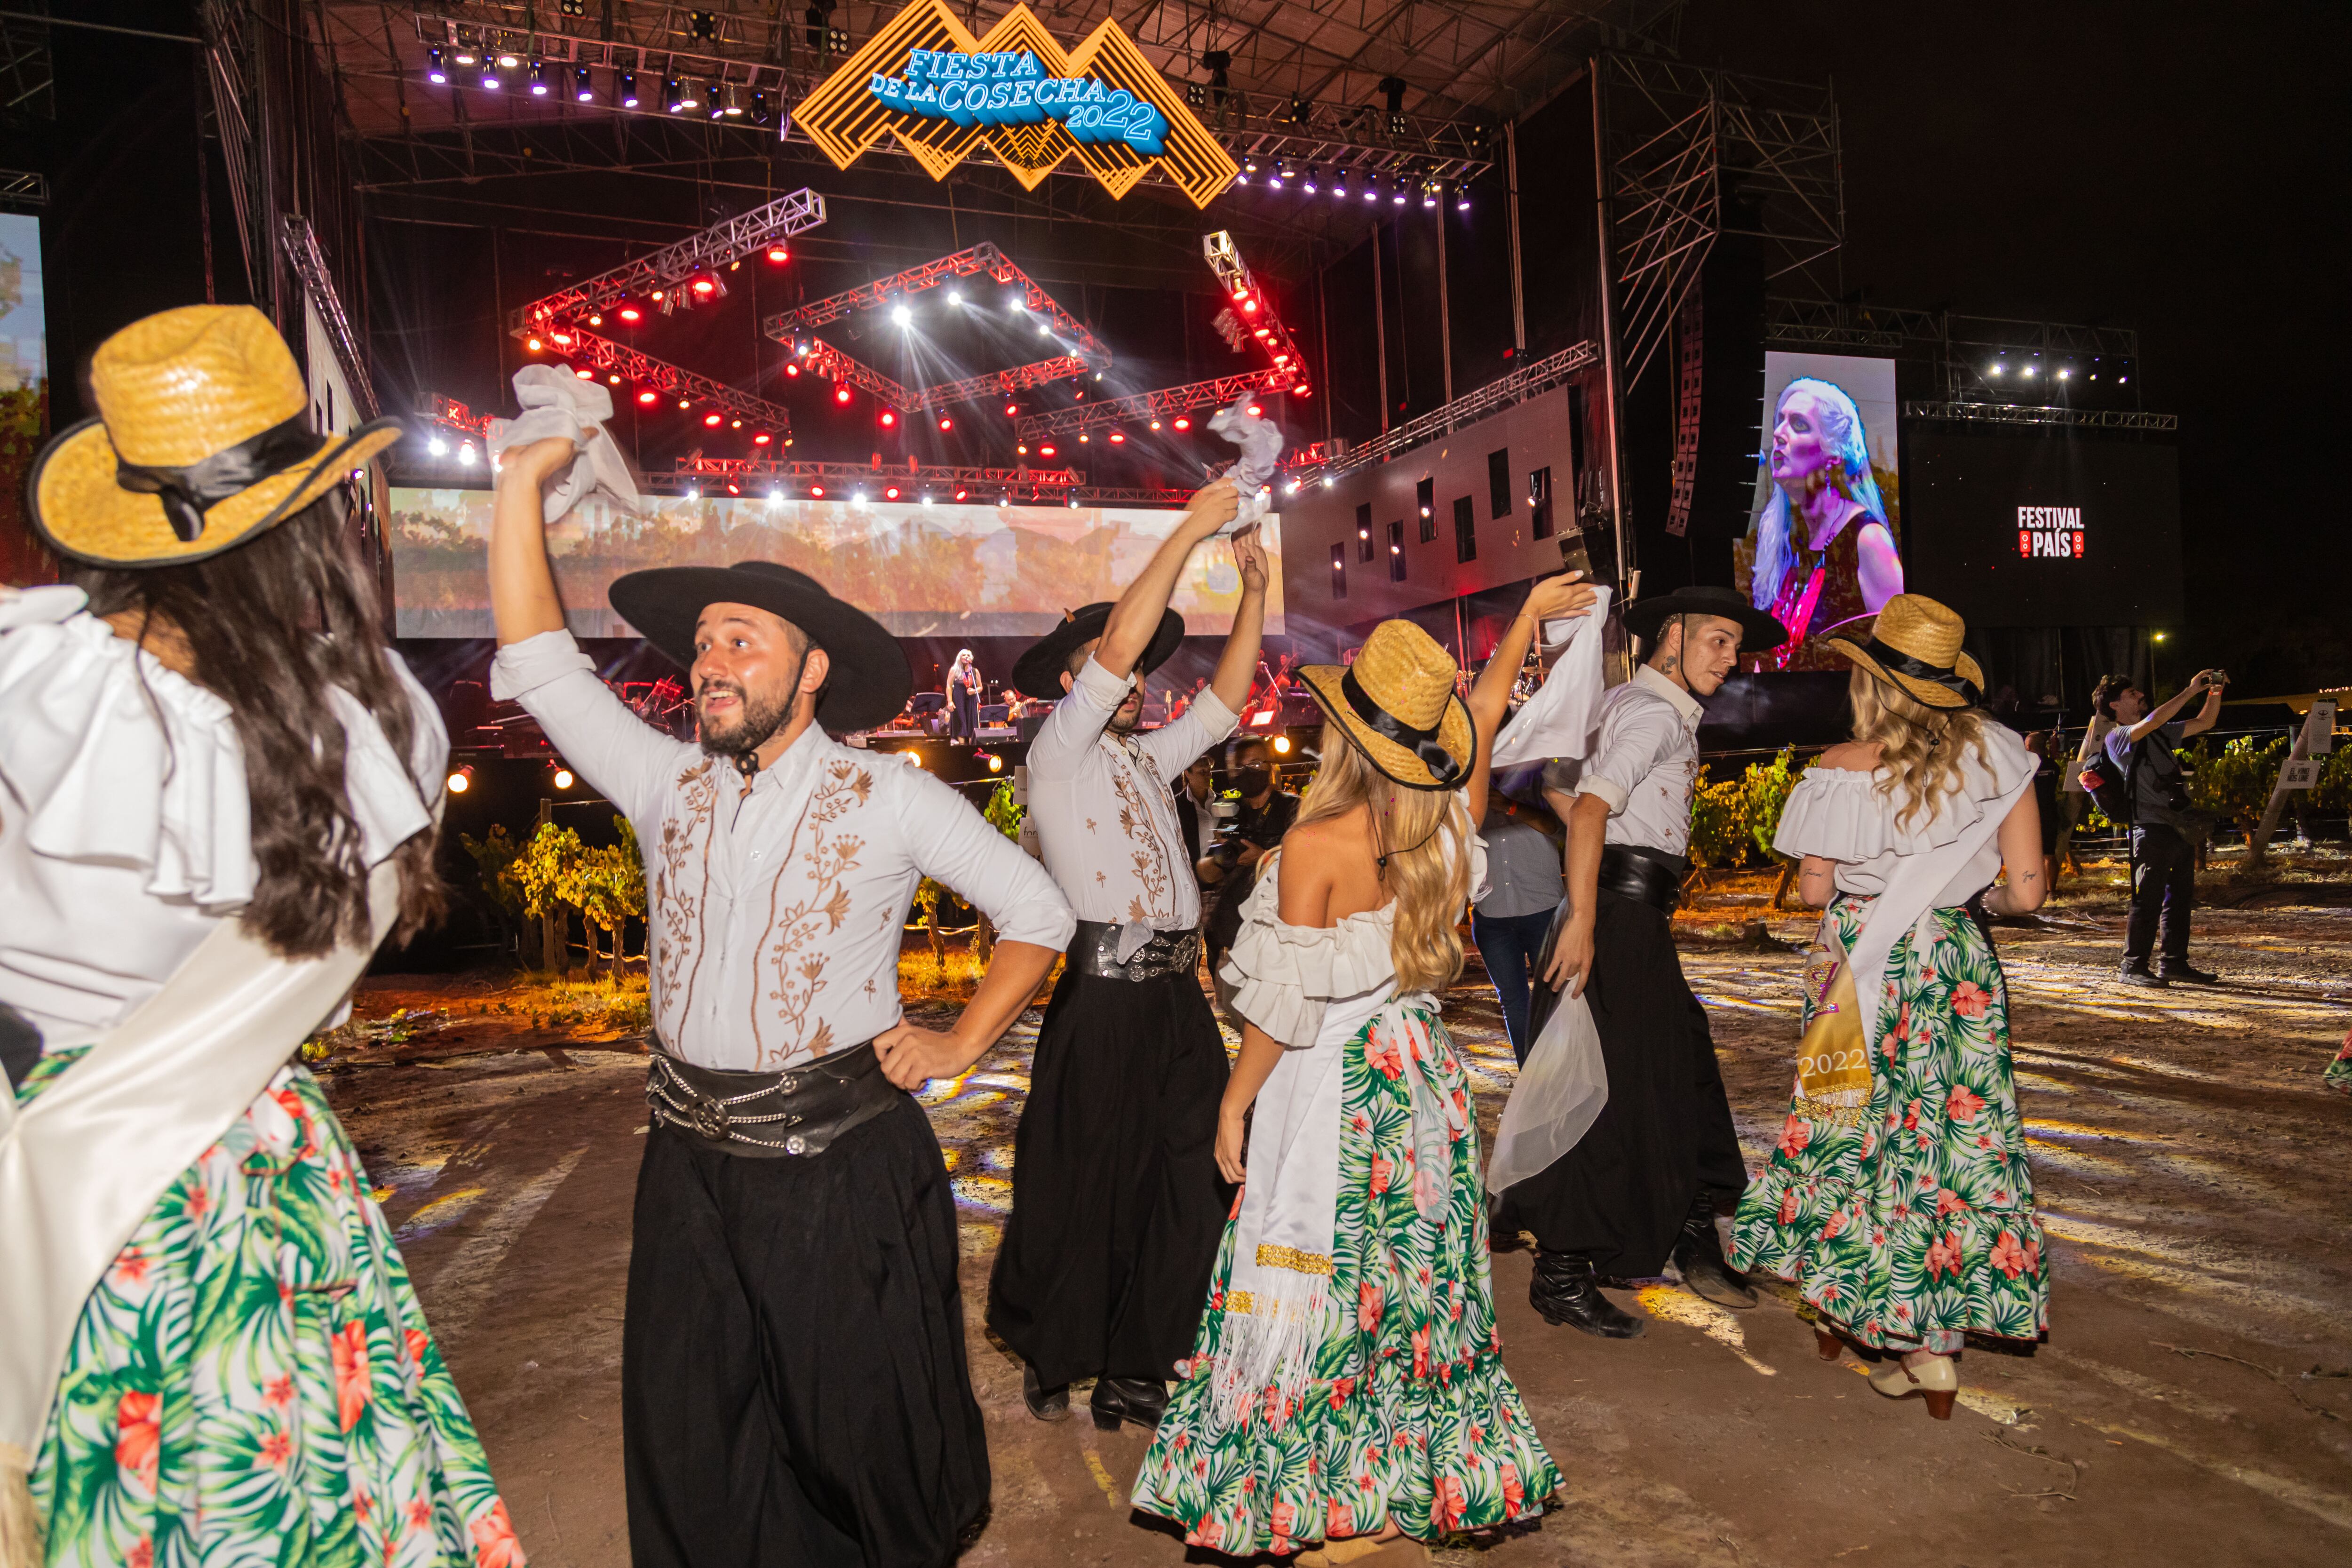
[1765,298,2148,409]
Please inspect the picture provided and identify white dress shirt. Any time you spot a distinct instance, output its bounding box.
[1025,654,1238,933]
[0,589,445,1051]
[1572,664,1706,857]
[1472,817,1564,919]
[493,629,1075,1070]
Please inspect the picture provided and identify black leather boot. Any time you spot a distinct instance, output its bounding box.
[1089,1376,1168,1432]
[1672,1194,1757,1308]
[1022,1363,1069,1422]
[1529,1249,1645,1338]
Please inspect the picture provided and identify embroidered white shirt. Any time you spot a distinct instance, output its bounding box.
[1573,664,1706,856]
[492,629,1075,1070]
[1025,654,1238,930]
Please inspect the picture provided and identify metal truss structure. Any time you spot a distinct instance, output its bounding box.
[419,395,491,437]
[0,9,51,123]
[1768,299,2146,406]
[791,339,916,412]
[655,456,1085,497]
[921,356,1094,408]
[511,188,827,334]
[1597,53,1843,395]
[1902,402,2176,433]
[281,215,381,421]
[549,332,798,433]
[1013,368,1299,443]
[1290,341,1598,486]
[770,242,1103,355]
[1200,231,1306,383]
[0,169,45,207]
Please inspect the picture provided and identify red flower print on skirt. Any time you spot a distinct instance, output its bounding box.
[1990,1230,2029,1279]
[1925,1230,1963,1277]
[330,1321,373,1432]
[1776,1117,1812,1158]
[1951,980,1991,1018]
[113,1391,160,1488]
[1358,1281,1383,1331]
[1945,1084,1986,1122]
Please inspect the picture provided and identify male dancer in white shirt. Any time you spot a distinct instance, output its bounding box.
[487,437,1076,1568]
[1496,585,1786,1338]
[985,479,1272,1431]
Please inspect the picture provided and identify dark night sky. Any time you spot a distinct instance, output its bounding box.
[1673,0,2352,690]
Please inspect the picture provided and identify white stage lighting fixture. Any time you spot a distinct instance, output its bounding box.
[719,82,745,117]
[573,65,594,102]
[426,47,447,84]
[528,60,549,96]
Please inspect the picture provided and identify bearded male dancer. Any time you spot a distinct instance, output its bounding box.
[1496,585,1788,1337]
[488,436,1075,1567]
[986,478,1273,1431]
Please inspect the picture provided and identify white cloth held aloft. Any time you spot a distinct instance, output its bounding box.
[1208,389,1285,535]
[1490,585,1612,770]
[486,364,643,523]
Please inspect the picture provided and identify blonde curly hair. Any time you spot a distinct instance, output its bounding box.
[1288,724,1471,994]
[1847,666,1992,832]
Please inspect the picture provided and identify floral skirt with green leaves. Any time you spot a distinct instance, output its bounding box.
[1129,1002,1561,1555]
[1729,898,2051,1349]
[24,1051,524,1568]
[2324,1028,2352,1094]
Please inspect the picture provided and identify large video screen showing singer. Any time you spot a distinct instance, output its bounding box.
[1733,352,1903,671]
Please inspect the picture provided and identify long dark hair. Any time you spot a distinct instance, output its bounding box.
[68,489,448,957]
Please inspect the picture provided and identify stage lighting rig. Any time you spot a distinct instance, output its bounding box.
[426,47,447,84]
[689,10,717,42]
[480,63,502,91]
[573,65,594,102]
[617,69,639,107]
[719,83,746,118]
[529,60,549,96]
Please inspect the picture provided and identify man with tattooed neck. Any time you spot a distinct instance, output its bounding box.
[1494,585,1788,1341]
[487,435,1074,1568]
[986,478,1272,1433]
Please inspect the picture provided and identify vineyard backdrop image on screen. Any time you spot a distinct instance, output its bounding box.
[385,489,1283,640]
[1905,430,2183,629]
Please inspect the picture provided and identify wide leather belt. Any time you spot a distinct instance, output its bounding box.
[645,1038,899,1158]
[1069,919,1200,981]
[1597,844,1690,915]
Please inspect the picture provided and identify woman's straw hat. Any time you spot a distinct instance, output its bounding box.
[29,305,402,567]
[1820,594,1985,710]
[1297,619,1476,791]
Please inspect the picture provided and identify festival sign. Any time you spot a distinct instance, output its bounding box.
[792,0,1237,207]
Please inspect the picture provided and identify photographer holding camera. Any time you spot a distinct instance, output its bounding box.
[2095,668,2226,987]
[1198,734,1301,997]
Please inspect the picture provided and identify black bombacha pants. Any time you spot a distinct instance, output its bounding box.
[1495,887,1749,1278]
[987,964,1232,1388]
[622,1095,987,1568]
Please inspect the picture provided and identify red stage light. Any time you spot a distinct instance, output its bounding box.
[1242,299,1259,314]
[1294,384,1311,397]
[880,409,897,427]
[692,279,715,295]
[1109,432,1126,443]
[550,332,572,346]
[1040,443,1057,457]
[636,390,658,405]
[938,415,953,430]
[703,413,723,426]
[885,486,901,500]
[651,290,665,302]
[766,246,788,263]
[753,432,772,446]
[809,484,826,497]
[525,337,544,352]
[1253,327,1271,338]
[726,483,740,495]
[1004,402,1018,415]
[834,386,851,404]
[619,307,642,322]
[954,488,969,501]
[1246,404,1262,417]
[574,369,595,381]
[1232,288,1249,302]
[1173,416,1191,430]
[786,363,801,377]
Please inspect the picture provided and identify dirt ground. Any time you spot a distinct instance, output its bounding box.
[326,857,2352,1567]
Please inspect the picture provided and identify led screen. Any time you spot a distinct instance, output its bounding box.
[0,212,46,584]
[1905,430,2182,629]
[388,488,1283,639]
[1732,351,1901,668]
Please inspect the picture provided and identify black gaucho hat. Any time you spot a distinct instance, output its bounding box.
[1010,602,1185,701]
[1621,584,1788,652]
[608,561,911,732]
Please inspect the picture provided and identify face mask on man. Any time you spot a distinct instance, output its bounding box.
[1236,764,1272,796]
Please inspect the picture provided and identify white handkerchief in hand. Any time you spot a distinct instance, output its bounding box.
[1207,389,1285,535]
[486,365,644,524]
[1490,585,1612,768]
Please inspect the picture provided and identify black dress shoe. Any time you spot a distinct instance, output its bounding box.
[1529,1249,1645,1339]
[2117,964,2169,989]
[1671,1198,1757,1309]
[1022,1364,1069,1423]
[2159,960,2219,985]
[1089,1376,1168,1432]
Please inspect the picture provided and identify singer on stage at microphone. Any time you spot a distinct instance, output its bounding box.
[1745,376,1904,672]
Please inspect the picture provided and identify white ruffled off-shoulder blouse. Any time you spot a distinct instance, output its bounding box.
[0,585,446,1052]
[1773,723,2035,908]
[1217,836,1488,1048]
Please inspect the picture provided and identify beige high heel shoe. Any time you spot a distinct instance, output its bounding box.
[1868,1353,1958,1419]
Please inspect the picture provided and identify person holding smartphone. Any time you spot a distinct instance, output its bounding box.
[2095,668,2226,986]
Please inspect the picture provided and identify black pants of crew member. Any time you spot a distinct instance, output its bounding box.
[2126,822,2196,968]
[623,1095,986,1568]
[987,965,1231,1388]
[1495,887,1748,1278]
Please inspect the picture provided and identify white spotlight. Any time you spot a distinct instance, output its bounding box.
[892,304,912,327]
[427,436,448,456]
[457,442,477,466]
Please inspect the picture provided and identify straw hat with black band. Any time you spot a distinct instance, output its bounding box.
[608,561,913,733]
[1295,619,1476,792]
[29,305,403,568]
[1621,583,1788,653]
[1009,602,1185,702]
[1818,594,1984,711]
